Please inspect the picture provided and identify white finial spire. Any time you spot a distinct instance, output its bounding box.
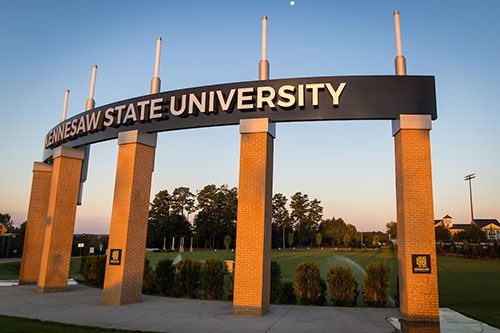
[86,65,97,110]
[259,16,270,80]
[393,11,407,75]
[151,37,162,93]
[61,89,69,122]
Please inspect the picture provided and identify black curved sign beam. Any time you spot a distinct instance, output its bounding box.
[43,75,436,160]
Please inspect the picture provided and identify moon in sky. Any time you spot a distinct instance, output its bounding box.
[290,1,295,6]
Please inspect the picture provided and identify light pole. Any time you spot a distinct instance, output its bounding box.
[464,173,476,223]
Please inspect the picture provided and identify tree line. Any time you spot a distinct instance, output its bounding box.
[146,186,390,250]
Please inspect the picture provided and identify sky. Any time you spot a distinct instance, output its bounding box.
[0,0,499,233]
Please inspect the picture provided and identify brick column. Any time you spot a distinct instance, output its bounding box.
[37,147,84,293]
[233,118,274,316]
[393,115,440,322]
[102,130,156,306]
[19,162,53,285]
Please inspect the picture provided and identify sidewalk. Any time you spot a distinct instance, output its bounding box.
[0,284,397,332]
[0,257,22,263]
[0,284,498,332]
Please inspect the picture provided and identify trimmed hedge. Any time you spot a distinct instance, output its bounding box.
[362,262,390,307]
[175,258,201,298]
[326,266,358,306]
[280,281,297,304]
[201,258,225,300]
[79,255,106,287]
[155,259,175,296]
[270,261,282,304]
[294,261,326,305]
[142,258,156,294]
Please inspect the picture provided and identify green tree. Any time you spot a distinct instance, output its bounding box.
[224,235,232,250]
[435,226,452,241]
[194,185,237,249]
[315,233,322,247]
[464,224,486,241]
[272,193,292,249]
[386,221,397,240]
[171,187,195,219]
[147,190,192,248]
[288,232,295,247]
[290,192,310,246]
[321,217,347,245]
[343,233,351,246]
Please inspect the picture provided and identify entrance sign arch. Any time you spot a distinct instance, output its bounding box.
[21,14,440,325]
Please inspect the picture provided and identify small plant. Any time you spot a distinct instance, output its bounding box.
[201,258,225,300]
[294,262,326,305]
[362,262,390,307]
[280,281,297,304]
[224,235,232,250]
[175,258,201,298]
[155,259,175,296]
[142,258,156,294]
[270,261,282,304]
[326,266,358,306]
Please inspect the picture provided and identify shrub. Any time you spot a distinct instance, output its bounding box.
[326,266,358,306]
[270,261,282,304]
[294,262,326,305]
[201,258,225,300]
[142,258,156,294]
[362,262,390,307]
[227,271,234,300]
[463,240,470,256]
[79,255,106,287]
[175,258,201,298]
[395,275,400,308]
[280,281,297,304]
[471,245,478,258]
[155,259,175,296]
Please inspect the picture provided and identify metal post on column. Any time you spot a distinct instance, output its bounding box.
[78,64,98,205]
[392,10,439,325]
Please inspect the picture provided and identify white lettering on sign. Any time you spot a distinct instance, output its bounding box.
[45,82,346,149]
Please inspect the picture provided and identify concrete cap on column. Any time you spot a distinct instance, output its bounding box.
[118,130,157,148]
[392,114,432,136]
[239,118,276,138]
[53,146,86,160]
[33,162,53,172]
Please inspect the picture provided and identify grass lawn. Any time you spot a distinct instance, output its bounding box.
[1,250,499,329]
[0,315,149,333]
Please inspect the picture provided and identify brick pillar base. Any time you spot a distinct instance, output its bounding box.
[233,119,274,316]
[102,130,156,306]
[393,115,439,322]
[19,162,53,285]
[37,147,84,293]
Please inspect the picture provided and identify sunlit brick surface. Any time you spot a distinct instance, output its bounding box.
[395,129,439,322]
[37,154,83,293]
[233,132,273,316]
[102,140,155,306]
[19,164,52,285]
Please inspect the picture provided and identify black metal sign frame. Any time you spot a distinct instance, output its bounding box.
[43,75,436,160]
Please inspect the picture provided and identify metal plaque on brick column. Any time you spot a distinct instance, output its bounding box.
[109,249,122,265]
[412,254,431,273]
